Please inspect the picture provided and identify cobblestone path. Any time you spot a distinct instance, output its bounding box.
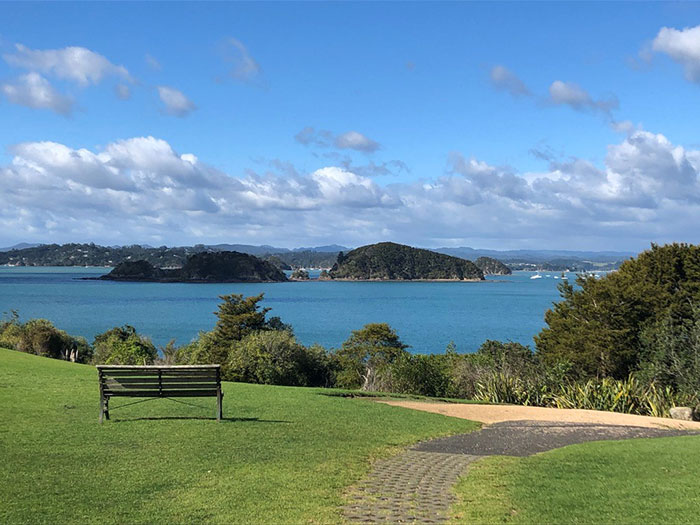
[343,450,480,523]
[343,420,695,524]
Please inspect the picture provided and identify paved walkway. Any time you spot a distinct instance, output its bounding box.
[343,419,698,524]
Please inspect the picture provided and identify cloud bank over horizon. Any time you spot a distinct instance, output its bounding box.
[1,130,698,251]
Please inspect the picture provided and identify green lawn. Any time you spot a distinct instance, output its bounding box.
[452,434,700,524]
[0,348,478,524]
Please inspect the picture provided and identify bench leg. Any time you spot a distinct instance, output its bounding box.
[99,396,104,424]
[104,397,110,420]
[217,390,223,421]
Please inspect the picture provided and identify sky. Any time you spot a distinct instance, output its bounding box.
[1,2,700,251]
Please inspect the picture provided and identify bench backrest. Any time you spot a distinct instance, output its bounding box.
[97,365,221,397]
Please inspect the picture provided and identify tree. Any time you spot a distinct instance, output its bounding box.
[211,294,270,346]
[186,293,291,369]
[92,325,157,365]
[226,330,332,386]
[535,243,700,378]
[335,323,409,390]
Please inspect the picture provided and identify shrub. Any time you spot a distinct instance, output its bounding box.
[226,330,333,386]
[92,325,157,365]
[0,313,92,363]
[390,354,451,397]
[334,323,409,391]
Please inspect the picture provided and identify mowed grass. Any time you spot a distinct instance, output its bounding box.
[452,434,700,524]
[0,349,478,524]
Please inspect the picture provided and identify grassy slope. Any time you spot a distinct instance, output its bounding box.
[452,435,700,524]
[0,349,478,524]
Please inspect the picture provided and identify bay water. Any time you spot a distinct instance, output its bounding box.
[0,267,580,353]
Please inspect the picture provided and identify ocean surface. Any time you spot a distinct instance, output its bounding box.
[0,267,584,353]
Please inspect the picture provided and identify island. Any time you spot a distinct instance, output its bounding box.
[99,251,287,283]
[474,256,512,275]
[328,242,484,281]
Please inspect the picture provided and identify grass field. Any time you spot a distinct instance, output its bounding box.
[0,348,478,524]
[452,434,700,524]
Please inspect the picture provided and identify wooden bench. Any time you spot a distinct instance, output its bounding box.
[97,365,223,423]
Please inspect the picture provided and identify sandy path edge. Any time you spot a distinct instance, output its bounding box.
[378,400,700,430]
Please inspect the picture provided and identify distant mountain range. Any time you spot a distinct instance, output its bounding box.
[0,243,41,252]
[0,241,636,271]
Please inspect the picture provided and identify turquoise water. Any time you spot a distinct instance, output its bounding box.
[0,267,578,353]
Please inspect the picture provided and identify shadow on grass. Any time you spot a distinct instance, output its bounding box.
[109,416,290,423]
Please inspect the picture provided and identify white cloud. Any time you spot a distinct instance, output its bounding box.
[549,80,618,114]
[3,43,132,86]
[157,86,197,117]
[489,65,531,97]
[652,25,700,82]
[1,73,73,115]
[334,131,380,152]
[223,38,261,83]
[295,127,381,153]
[2,131,700,249]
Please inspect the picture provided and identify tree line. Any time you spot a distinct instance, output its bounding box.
[2,243,699,417]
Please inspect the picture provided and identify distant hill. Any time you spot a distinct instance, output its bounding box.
[100,251,287,283]
[0,243,41,252]
[329,242,484,281]
[474,257,512,275]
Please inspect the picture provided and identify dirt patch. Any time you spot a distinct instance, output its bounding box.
[378,401,700,430]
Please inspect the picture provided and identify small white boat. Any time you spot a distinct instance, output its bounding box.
[530,272,543,280]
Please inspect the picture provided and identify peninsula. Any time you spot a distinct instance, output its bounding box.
[328,242,484,281]
[100,251,287,283]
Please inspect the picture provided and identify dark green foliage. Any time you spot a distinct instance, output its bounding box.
[227,331,334,387]
[290,268,310,280]
[329,242,484,280]
[0,313,92,363]
[102,251,287,283]
[0,242,199,267]
[390,354,451,397]
[474,257,512,275]
[335,323,409,390]
[536,243,700,378]
[638,306,700,397]
[92,325,158,365]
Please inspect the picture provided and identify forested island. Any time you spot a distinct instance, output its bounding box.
[474,257,512,275]
[329,242,485,281]
[100,251,287,283]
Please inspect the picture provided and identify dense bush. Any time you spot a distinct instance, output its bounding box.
[0,312,92,363]
[536,243,700,378]
[92,325,158,365]
[226,330,334,387]
[334,323,409,390]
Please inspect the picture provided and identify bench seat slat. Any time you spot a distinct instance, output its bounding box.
[103,376,217,384]
[100,370,218,377]
[104,383,218,390]
[103,390,219,397]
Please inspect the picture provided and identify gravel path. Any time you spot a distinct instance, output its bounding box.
[343,406,699,524]
[378,401,700,430]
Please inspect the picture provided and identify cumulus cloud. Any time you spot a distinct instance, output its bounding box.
[334,131,380,152]
[295,127,381,153]
[652,24,700,82]
[1,73,73,115]
[157,86,197,117]
[548,80,618,114]
[489,65,531,97]
[2,131,700,249]
[3,43,132,86]
[222,38,261,83]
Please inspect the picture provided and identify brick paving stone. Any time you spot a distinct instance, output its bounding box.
[343,450,479,524]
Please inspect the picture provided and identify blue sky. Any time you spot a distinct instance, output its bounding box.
[1,2,700,251]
